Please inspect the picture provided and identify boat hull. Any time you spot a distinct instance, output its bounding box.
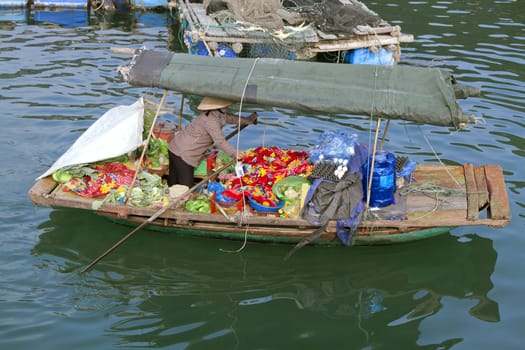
[99,211,454,246]
[29,163,510,246]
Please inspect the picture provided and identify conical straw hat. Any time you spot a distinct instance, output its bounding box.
[197,96,234,111]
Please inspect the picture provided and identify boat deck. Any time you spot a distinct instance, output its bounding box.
[29,164,511,244]
[174,0,414,61]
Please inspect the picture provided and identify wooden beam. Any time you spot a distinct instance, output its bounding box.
[464,164,479,221]
[474,165,489,208]
[485,164,511,221]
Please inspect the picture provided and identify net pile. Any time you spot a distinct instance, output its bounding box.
[285,0,383,34]
[204,0,304,31]
[204,0,383,34]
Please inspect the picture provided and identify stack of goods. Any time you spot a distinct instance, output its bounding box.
[142,111,171,175]
[53,161,168,209]
[143,137,169,175]
[190,146,314,217]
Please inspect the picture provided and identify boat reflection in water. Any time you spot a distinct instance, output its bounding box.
[33,208,499,347]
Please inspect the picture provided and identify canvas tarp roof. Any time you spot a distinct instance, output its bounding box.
[37,98,145,179]
[119,50,478,128]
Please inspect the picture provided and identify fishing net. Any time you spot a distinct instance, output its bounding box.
[283,0,383,34]
[204,0,304,31]
[204,0,383,34]
[201,0,387,59]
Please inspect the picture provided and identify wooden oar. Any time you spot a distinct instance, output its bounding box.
[77,120,251,275]
[78,159,236,275]
[225,123,249,140]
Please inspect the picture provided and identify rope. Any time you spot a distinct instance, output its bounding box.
[234,57,260,155]
[220,57,260,254]
[91,0,105,12]
[418,126,465,191]
[399,183,458,197]
[398,183,464,221]
[363,64,380,217]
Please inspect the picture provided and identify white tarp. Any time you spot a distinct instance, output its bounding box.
[38,98,145,179]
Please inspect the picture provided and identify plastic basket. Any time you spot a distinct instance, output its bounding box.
[247,197,285,213]
[272,176,309,201]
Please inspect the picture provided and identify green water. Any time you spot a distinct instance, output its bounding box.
[1,1,524,349]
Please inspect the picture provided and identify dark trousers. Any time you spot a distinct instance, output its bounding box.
[168,151,195,187]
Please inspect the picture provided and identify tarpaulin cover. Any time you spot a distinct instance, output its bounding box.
[38,98,144,179]
[120,50,477,128]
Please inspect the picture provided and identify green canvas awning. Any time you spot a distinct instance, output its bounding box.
[120,50,478,128]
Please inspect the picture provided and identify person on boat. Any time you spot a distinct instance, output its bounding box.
[167,96,258,187]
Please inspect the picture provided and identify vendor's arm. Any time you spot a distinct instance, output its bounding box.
[204,116,237,159]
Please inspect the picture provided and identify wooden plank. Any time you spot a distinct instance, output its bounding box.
[361,210,508,229]
[353,25,397,36]
[404,164,468,213]
[484,164,511,221]
[464,164,479,220]
[29,176,59,197]
[412,164,465,187]
[109,212,336,240]
[311,36,401,52]
[28,178,57,207]
[474,165,489,208]
[405,190,466,212]
[188,3,228,37]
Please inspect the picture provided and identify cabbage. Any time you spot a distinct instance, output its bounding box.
[52,169,73,183]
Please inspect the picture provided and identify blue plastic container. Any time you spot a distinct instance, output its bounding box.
[362,151,396,207]
[33,9,88,27]
[345,47,394,65]
[190,40,237,58]
[247,197,285,213]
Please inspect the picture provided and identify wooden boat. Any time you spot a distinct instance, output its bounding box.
[29,163,510,245]
[174,0,414,63]
[28,51,511,246]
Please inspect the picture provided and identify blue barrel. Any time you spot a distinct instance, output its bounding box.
[362,150,396,207]
[33,9,88,27]
[344,47,394,65]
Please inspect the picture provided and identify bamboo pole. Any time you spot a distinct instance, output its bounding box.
[379,119,391,150]
[125,90,168,203]
[77,158,236,275]
[178,94,184,131]
[109,47,137,55]
[77,119,253,275]
[365,117,382,212]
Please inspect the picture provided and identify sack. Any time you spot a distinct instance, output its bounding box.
[302,169,365,245]
[303,172,363,222]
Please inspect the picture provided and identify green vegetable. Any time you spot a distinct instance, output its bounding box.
[52,165,98,183]
[129,170,168,207]
[185,195,211,213]
[52,169,73,183]
[143,109,156,139]
[146,137,169,169]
